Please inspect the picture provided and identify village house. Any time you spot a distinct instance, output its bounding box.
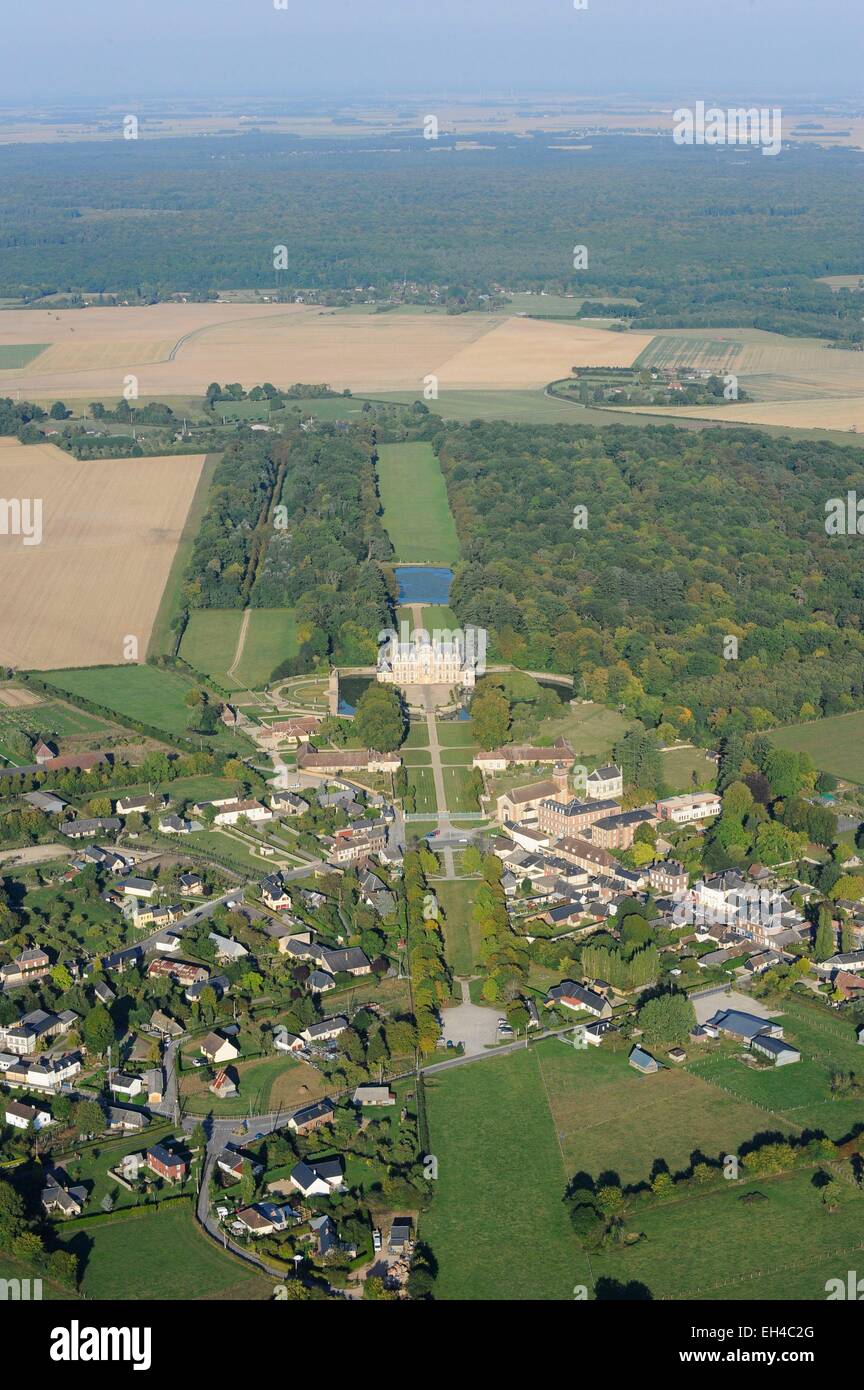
[300,1017,348,1045]
[41,1171,87,1218]
[473,737,574,773]
[179,872,204,895]
[289,1157,344,1198]
[118,876,158,900]
[0,946,51,988]
[5,1099,53,1131]
[261,716,321,746]
[209,1068,238,1099]
[649,860,688,896]
[288,1097,336,1134]
[146,958,209,988]
[0,1008,77,1056]
[352,1084,396,1107]
[545,980,613,1018]
[59,816,123,839]
[269,789,307,815]
[146,1143,188,1183]
[213,799,273,826]
[261,872,293,910]
[557,837,620,879]
[588,807,657,851]
[200,1031,241,1065]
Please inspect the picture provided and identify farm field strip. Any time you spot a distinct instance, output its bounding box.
[376,442,460,565]
[0,442,206,670]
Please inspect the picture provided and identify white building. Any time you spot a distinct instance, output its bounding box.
[377,623,481,688]
[656,792,722,823]
[585,765,623,800]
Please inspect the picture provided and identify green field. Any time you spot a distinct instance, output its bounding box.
[236,608,299,687]
[660,746,718,792]
[422,1049,586,1299]
[39,663,243,750]
[536,1040,797,1184]
[442,765,480,812]
[59,1202,273,1300]
[533,700,635,760]
[423,1039,864,1300]
[180,607,298,689]
[376,441,460,564]
[366,389,621,426]
[685,998,864,1139]
[435,878,481,975]
[408,766,438,815]
[770,710,864,784]
[179,609,244,684]
[0,344,48,369]
[633,335,743,371]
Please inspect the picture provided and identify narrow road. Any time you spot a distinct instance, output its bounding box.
[424,693,455,875]
[226,607,251,684]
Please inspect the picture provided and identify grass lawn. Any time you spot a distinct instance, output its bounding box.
[183,828,271,873]
[376,442,460,565]
[534,700,635,760]
[770,710,864,784]
[59,1202,274,1300]
[235,608,299,688]
[435,878,481,975]
[442,765,480,812]
[435,721,476,748]
[179,609,244,685]
[40,663,244,751]
[180,1053,327,1117]
[422,1048,586,1299]
[0,698,113,740]
[403,721,430,749]
[408,766,438,815]
[365,388,617,425]
[660,746,718,792]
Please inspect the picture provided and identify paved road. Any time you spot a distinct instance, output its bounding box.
[424,695,456,876]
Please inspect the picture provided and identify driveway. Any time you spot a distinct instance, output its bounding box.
[440,980,501,1055]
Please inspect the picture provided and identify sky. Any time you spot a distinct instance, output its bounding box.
[1,0,860,105]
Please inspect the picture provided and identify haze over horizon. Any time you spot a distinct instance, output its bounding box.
[0,0,860,106]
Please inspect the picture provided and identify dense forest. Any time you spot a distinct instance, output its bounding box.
[252,427,394,669]
[435,419,864,741]
[0,134,862,338]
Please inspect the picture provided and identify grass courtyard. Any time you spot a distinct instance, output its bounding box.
[376,442,460,565]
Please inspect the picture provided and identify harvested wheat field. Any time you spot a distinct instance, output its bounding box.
[620,396,864,432]
[0,302,650,398]
[0,442,205,669]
